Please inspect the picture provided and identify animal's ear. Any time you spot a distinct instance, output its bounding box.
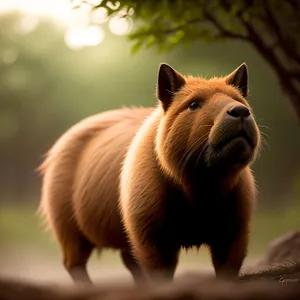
[225,63,248,98]
[157,63,186,111]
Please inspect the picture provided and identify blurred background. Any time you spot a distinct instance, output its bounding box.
[0,0,299,284]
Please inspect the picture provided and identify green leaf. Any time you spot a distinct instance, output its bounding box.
[130,40,144,55]
[145,35,156,48]
[167,30,185,45]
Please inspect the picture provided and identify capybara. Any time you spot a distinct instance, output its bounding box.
[38,62,261,285]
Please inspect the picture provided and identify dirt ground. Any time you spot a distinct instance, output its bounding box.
[0,248,259,286]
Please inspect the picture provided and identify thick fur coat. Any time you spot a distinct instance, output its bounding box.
[38,63,261,284]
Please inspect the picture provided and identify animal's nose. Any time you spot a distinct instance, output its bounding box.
[227,105,250,118]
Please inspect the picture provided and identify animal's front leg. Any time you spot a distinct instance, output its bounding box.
[132,237,180,283]
[209,230,249,279]
[125,216,180,284]
[120,176,180,283]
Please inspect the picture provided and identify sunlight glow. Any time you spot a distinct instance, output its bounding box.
[84,26,105,46]
[106,1,121,10]
[109,14,133,36]
[92,7,109,24]
[64,28,86,50]
[16,15,39,35]
[86,0,103,6]
[64,25,105,49]
[0,0,134,50]
[0,0,71,26]
[68,6,91,28]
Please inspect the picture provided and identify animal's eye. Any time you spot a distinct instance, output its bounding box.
[188,101,200,111]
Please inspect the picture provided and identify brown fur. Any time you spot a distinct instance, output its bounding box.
[38,62,261,284]
[38,107,154,282]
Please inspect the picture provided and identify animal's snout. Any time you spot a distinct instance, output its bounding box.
[227,105,250,119]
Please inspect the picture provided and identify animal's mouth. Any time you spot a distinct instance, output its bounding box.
[215,130,255,151]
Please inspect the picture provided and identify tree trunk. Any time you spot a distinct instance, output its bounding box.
[232,6,300,124]
[279,79,300,123]
[248,38,300,123]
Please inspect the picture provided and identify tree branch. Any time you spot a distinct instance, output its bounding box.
[260,0,300,67]
[131,15,247,42]
[196,1,248,41]
[130,17,203,39]
[219,0,299,81]
[240,19,300,122]
[289,71,300,81]
[263,0,282,40]
[202,11,247,40]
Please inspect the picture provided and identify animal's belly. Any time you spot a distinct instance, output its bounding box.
[77,194,128,249]
[73,112,153,250]
[172,203,230,249]
[176,219,210,249]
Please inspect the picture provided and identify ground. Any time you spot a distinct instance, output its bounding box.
[0,246,259,285]
[0,201,299,285]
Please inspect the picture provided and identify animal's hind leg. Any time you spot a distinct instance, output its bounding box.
[42,190,94,284]
[50,212,94,285]
[61,233,94,285]
[120,249,146,284]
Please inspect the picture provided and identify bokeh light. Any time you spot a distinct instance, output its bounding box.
[84,25,105,46]
[91,7,109,24]
[64,25,105,49]
[86,0,103,5]
[16,15,39,35]
[109,14,133,36]
[0,0,71,26]
[106,1,121,10]
[64,27,86,50]
[0,0,134,49]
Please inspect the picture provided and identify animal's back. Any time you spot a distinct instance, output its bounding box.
[38,106,154,251]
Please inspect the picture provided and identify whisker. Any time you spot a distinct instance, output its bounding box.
[258,124,273,131]
[260,130,271,140]
[259,135,271,151]
[258,126,272,151]
[180,139,201,168]
[180,126,211,163]
[196,142,209,167]
[181,132,210,170]
[181,139,201,169]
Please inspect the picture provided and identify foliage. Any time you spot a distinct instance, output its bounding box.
[0,11,299,208]
[82,0,300,56]
[76,0,300,121]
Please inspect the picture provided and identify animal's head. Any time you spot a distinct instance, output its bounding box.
[155,62,261,183]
